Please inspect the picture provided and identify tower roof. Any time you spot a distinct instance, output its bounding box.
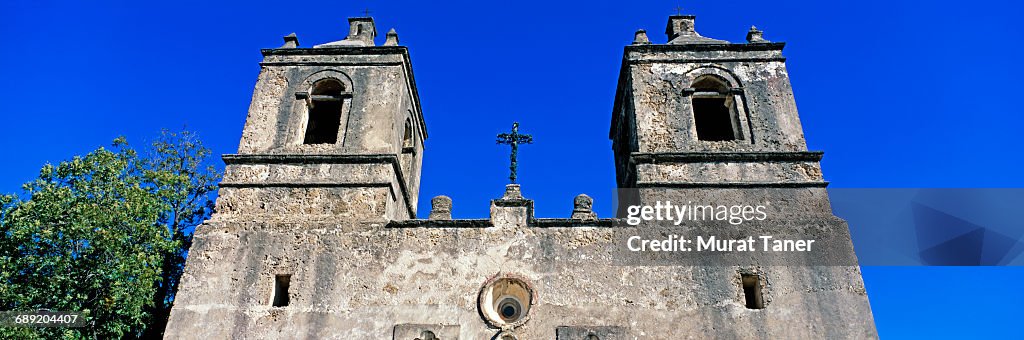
[315,16,379,47]
[664,15,729,45]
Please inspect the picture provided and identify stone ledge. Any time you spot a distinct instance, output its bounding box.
[634,181,829,188]
[531,218,621,228]
[629,57,787,64]
[259,61,405,67]
[625,42,786,53]
[218,182,392,188]
[386,219,493,228]
[223,153,399,164]
[631,151,824,164]
[491,198,533,207]
[386,218,622,229]
[261,46,409,56]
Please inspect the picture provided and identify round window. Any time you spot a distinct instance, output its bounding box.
[478,276,534,327]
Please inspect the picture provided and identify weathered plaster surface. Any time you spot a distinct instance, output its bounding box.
[167,214,874,339]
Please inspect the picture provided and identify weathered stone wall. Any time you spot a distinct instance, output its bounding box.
[166,212,876,339]
[621,47,806,154]
[636,162,823,184]
[222,163,395,186]
[224,44,424,221]
[610,43,819,191]
[238,52,422,156]
[213,187,392,219]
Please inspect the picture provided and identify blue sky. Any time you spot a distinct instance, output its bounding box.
[2,0,1022,337]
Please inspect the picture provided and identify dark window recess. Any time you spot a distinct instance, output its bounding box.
[303,80,345,144]
[272,274,291,307]
[742,274,764,309]
[693,97,735,141]
[402,119,414,153]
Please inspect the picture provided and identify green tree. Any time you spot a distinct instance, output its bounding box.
[0,130,220,339]
[0,139,171,339]
[139,129,219,338]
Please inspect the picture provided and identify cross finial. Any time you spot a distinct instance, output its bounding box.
[496,122,534,183]
[674,5,683,15]
[362,8,372,17]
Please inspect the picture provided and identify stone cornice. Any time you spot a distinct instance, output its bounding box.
[385,218,621,229]
[630,151,824,164]
[261,46,410,56]
[634,181,829,188]
[223,153,397,164]
[624,42,786,53]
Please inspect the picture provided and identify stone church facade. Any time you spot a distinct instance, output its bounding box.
[165,13,877,339]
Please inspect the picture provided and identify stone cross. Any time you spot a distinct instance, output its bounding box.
[496,122,533,183]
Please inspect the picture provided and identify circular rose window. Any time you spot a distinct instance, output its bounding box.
[478,276,534,328]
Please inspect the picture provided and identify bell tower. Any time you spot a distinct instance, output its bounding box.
[606,14,877,338]
[219,16,425,221]
[611,14,829,216]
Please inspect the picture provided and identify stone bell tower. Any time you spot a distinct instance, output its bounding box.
[219,15,424,221]
[165,15,428,338]
[609,14,878,338]
[611,15,830,218]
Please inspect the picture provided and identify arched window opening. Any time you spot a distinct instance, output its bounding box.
[399,117,415,186]
[691,76,739,141]
[303,79,345,144]
[397,116,417,188]
[402,118,414,153]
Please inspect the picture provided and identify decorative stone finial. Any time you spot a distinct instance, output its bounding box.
[502,184,524,200]
[632,29,651,45]
[280,33,299,48]
[571,194,597,220]
[384,28,400,46]
[428,195,452,220]
[746,26,769,43]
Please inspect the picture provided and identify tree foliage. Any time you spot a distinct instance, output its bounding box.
[0,130,219,339]
[139,129,219,338]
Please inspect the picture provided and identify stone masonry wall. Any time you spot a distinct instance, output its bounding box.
[166,212,876,339]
